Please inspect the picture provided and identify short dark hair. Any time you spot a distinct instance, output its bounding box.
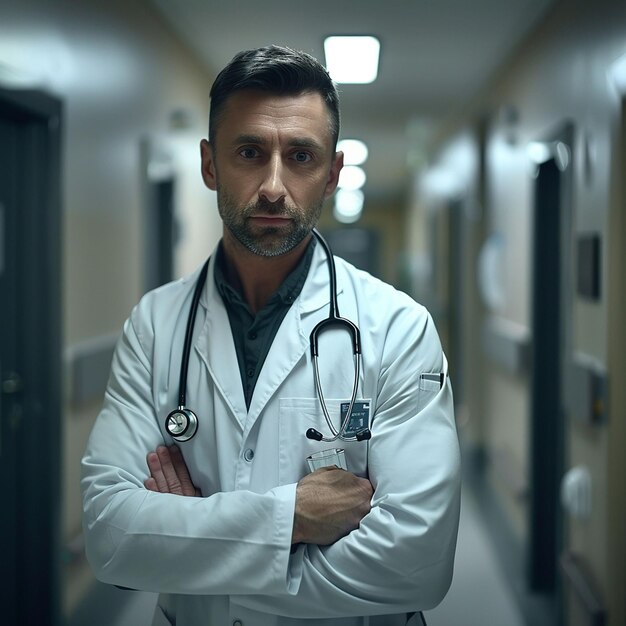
[209,45,340,148]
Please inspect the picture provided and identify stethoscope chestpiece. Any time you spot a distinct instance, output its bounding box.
[165,407,198,442]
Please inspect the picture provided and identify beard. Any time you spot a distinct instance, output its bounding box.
[216,185,324,257]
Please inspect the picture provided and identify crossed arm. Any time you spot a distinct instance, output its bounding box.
[144,445,374,546]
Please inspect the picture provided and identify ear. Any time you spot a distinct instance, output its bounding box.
[200,139,217,191]
[324,150,344,198]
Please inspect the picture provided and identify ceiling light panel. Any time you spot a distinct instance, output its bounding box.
[337,139,368,165]
[324,36,380,84]
[338,165,367,190]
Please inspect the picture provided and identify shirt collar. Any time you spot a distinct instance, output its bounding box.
[213,237,317,311]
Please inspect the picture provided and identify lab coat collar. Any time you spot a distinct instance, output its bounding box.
[246,242,337,428]
[194,239,341,430]
[196,237,339,315]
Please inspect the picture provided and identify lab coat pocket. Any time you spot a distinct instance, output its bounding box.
[417,375,442,413]
[278,398,369,484]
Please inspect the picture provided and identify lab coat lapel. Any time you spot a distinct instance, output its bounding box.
[194,255,248,429]
[246,244,335,429]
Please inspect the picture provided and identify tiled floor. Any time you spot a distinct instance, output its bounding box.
[74,484,526,626]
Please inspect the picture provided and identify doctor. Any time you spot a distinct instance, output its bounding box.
[81,45,461,626]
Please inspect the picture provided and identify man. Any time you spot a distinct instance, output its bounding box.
[81,45,461,626]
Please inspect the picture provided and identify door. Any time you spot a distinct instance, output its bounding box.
[140,138,178,293]
[0,88,62,626]
[528,124,573,625]
[0,100,20,626]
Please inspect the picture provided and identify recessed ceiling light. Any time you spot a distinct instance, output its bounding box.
[334,189,364,224]
[338,165,367,190]
[324,36,380,84]
[337,139,368,165]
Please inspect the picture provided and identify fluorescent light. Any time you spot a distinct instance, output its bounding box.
[609,51,626,94]
[337,139,368,165]
[527,141,552,164]
[324,36,380,84]
[334,189,364,224]
[337,165,366,190]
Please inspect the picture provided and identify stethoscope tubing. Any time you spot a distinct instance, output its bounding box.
[177,259,209,408]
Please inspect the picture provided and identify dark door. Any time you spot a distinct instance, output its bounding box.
[0,104,20,626]
[145,177,176,291]
[530,156,563,592]
[0,88,62,626]
[528,127,573,626]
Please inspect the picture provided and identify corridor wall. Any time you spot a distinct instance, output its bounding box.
[0,0,221,618]
[408,1,626,625]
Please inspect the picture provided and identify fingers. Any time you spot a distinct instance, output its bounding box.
[157,445,184,494]
[169,445,200,496]
[145,445,200,496]
[293,468,374,545]
[146,448,170,492]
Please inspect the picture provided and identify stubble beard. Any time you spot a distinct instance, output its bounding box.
[217,185,324,257]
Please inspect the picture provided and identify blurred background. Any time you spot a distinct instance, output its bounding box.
[1,0,625,624]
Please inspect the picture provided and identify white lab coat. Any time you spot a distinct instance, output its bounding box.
[81,242,461,626]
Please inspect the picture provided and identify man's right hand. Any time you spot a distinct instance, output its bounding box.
[292,466,373,546]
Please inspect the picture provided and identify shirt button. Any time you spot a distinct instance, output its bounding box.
[248,331,257,340]
[247,368,254,378]
[243,448,254,462]
[233,621,243,626]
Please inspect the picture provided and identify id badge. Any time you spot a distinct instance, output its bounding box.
[340,400,371,437]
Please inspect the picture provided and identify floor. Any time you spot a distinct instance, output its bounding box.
[424,486,525,626]
[71,483,526,626]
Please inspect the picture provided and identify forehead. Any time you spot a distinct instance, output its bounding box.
[214,90,333,147]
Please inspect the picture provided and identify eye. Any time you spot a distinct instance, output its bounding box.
[292,151,312,163]
[239,147,259,159]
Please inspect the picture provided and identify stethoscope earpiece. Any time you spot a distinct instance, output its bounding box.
[356,429,371,442]
[306,428,324,441]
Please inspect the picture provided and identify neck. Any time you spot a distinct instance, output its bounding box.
[221,231,311,313]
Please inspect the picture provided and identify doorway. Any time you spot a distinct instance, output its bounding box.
[528,123,573,624]
[0,88,62,625]
[140,138,178,293]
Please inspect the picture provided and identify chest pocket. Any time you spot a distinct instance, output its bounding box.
[278,398,369,485]
[417,375,443,413]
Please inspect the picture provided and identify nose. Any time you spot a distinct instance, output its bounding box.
[258,154,287,204]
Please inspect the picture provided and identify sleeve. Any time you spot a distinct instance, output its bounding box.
[234,307,462,618]
[80,300,296,595]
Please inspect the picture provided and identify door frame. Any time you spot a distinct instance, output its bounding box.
[0,87,63,626]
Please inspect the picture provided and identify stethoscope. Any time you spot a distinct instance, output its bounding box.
[165,229,371,444]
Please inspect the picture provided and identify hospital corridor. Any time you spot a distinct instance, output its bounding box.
[2,1,625,625]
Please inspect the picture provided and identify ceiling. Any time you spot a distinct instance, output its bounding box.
[149,0,556,202]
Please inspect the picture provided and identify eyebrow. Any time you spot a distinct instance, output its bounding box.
[233,134,325,151]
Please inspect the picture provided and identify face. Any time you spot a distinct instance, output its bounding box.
[200,90,343,257]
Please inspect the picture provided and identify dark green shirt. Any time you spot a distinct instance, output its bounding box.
[214,239,316,409]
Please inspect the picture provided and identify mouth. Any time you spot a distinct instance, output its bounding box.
[248,215,292,227]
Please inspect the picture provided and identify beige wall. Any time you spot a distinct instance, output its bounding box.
[409,0,626,623]
[1,0,221,615]
[318,195,407,287]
